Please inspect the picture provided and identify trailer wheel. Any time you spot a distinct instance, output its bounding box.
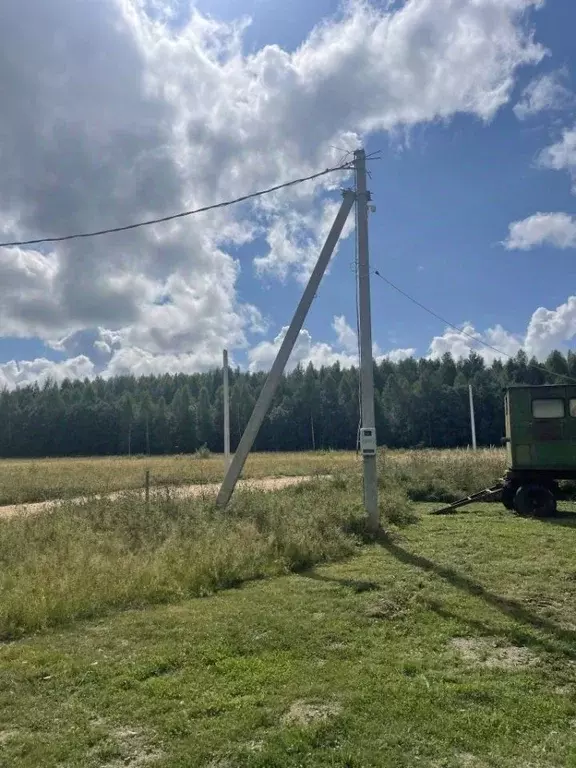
[514,484,557,517]
[501,483,516,511]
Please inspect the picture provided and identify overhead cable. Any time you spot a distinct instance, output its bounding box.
[0,161,354,249]
[372,269,576,386]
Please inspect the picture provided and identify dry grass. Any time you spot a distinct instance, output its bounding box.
[0,451,355,506]
[0,448,508,507]
[381,447,507,503]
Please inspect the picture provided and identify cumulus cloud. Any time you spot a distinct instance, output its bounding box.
[247,314,415,374]
[524,296,576,360]
[103,347,232,379]
[429,323,522,363]
[505,124,576,250]
[428,296,576,363]
[504,212,576,250]
[0,356,95,390]
[0,0,545,382]
[333,315,359,355]
[383,348,417,363]
[513,71,573,120]
[538,125,576,189]
[255,199,355,283]
[247,319,359,373]
[4,292,576,389]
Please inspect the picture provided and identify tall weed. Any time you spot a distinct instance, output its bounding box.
[0,481,362,639]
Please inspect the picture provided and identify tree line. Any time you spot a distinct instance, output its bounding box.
[0,349,575,458]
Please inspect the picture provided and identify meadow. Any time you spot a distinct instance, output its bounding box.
[2,448,576,767]
[0,447,507,506]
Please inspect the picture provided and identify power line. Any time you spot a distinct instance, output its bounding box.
[372,268,576,386]
[0,161,354,249]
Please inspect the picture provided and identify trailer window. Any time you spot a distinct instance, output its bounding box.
[532,399,565,419]
[570,399,576,417]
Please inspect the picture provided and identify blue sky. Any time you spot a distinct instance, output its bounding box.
[1,0,575,386]
[205,0,576,367]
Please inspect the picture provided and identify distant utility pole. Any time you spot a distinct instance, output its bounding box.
[469,383,477,450]
[355,149,379,533]
[223,349,231,470]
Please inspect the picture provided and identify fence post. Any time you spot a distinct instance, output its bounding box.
[145,469,150,511]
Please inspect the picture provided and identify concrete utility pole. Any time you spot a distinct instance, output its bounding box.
[355,149,379,533]
[216,190,356,508]
[223,349,231,470]
[469,383,477,450]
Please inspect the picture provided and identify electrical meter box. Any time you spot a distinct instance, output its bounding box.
[360,428,377,456]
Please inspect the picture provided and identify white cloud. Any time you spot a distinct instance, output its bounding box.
[254,199,355,283]
[513,71,573,120]
[505,124,576,251]
[0,0,544,379]
[247,315,415,373]
[504,212,576,250]
[538,125,576,189]
[103,347,232,379]
[0,247,60,337]
[524,296,576,360]
[383,348,417,363]
[247,322,358,373]
[429,322,522,363]
[5,293,576,390]
[0,356,95,390]
[428,296,576,363]
[333,315,358,355]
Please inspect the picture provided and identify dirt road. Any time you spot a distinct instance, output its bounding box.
[0,475,322,520]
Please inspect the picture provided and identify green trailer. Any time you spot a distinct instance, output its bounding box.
[435,384,576,517]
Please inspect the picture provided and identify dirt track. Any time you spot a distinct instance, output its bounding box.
[0,475,321,520]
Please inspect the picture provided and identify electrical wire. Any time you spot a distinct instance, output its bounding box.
[372,268,576,386]
[0,161,354,249]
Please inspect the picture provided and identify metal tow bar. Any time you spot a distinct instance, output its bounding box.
[432,484,504,515]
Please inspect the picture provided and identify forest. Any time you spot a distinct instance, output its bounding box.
[0,349,575,458]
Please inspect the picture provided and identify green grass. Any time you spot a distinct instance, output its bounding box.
[0,478,369,640]
[2,450,576,766]
[3,502,576,767]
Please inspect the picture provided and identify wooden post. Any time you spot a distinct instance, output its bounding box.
[145,469,150,511]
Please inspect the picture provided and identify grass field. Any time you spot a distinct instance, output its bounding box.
[0,452,355,506]
[3,501,576,767]
[0,448,507,507]
[2,449,576,766]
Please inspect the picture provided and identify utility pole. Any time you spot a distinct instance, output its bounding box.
[355,148,379,533]
[216,190,356,508]
[469,383,477,450]
[223,349,231,470]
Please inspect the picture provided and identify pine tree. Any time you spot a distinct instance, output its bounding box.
[196,387,213,450]
[121,393,135,456]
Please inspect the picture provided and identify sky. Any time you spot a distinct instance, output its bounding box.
[1,0,576,389]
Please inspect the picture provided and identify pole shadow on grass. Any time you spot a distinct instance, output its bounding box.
[377,533,576,657]
[423,598,576,660]
[299,571,380,593]
[300,533,576,658]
